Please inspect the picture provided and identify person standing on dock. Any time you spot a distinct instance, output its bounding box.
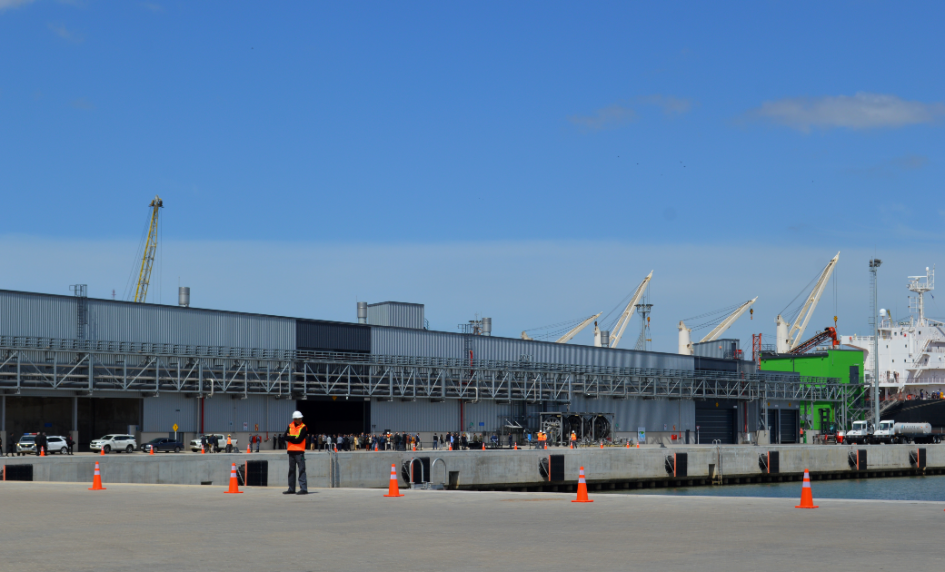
[284,411,309,495]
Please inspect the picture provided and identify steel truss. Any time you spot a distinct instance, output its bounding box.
[0,335,858,404]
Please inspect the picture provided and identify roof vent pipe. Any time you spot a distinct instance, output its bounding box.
[357,301,368,324]
[178,287,190,308]
[482,317,492,337]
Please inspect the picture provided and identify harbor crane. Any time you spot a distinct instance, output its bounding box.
[678,297,758,355]
[776,252,839,353]
[599,271,652,349]
[132,196,163,303]
[521,312,602,343]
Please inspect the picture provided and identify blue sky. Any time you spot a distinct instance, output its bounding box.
[2,1,944,351]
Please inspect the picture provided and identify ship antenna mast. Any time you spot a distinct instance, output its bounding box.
[907,266,934,326]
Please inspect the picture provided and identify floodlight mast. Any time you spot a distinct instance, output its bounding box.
[870,258,881,428]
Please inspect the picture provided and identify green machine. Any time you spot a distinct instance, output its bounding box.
[760,349,865,442]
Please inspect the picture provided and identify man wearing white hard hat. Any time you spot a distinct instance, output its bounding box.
[284,411,310,495]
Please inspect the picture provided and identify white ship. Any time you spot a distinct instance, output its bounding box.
[844,267,945,398]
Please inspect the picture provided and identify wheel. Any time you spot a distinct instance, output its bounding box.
[126,445,134,453]
[60,448,67,455]
[174,447,180,453]
[103,445,111,454]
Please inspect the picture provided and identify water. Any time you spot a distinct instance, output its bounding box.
[611,475,945,502]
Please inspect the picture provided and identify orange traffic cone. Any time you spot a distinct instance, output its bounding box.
[572,466,593,503]
[599,442,603,449]
[88,461,105,491]
[412,444,416,452]
[626,440,630,448]
[201,446,205,454]
[448,443,452,451]
[374,443,378,451]
[482,443,486,451]
[100,448,105,456]
[795,469,818,509]
[383,463,404,497]
[149,445,154,455]
[636,441,640,449]
[570,442,573,450]
[544,443,548,450]
[40,447,45,457]
[224,463,243,494]
[513,443,517,450]
[247,444,251,454]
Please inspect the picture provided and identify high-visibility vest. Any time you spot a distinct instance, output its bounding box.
[226,436,232,445]
[570,433,576,441]
[287,422,306,452]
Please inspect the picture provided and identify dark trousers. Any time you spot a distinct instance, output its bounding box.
[287,452,307,492]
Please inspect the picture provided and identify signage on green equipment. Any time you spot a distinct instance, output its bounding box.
[172,423,179,432]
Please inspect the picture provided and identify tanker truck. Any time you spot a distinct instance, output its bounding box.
[871,420,940,445]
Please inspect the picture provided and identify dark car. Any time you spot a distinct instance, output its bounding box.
[141,437,184,453]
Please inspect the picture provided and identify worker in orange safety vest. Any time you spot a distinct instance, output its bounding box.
[284,411,309,495]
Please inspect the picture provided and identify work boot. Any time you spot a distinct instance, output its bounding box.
[283,490,295,495]
[296,491,309,495]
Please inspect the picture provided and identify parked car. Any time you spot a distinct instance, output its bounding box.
[13,434,67,454]
[45,435,68,454]
[141,437,184,453]
[189,434,238,453]
[16,434,37,454]
[90,434,138,454]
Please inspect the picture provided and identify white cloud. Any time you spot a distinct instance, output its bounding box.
[568,105,635,131]
[569,95,693,131]
[1,236,938,353]
[0,0,35,12]
[71,97,93,110]
[749,92,945,131]
[48,22,84,43]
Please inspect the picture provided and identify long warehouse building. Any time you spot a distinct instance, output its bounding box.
[0,289,808,449]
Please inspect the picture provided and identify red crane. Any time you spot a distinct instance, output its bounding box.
[789,327,839,354]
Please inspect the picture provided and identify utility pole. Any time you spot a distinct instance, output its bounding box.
[869,258,881,428]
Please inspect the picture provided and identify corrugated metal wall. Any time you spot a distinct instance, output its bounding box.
[143,393,198,432]
[372,326,694,371]
[693,339,739,359]
[144,394,294,433]
[87,300,295,350]
[367,302,424,329]
[1,290,79,339]
[463,400,518,432]
[370,399,460,432]
[371,327,466,359]
[202,395,295,432]
[296,319,370,353]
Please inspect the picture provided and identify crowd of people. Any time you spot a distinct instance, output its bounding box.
[254,431,518,451]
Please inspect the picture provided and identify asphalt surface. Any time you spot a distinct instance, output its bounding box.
[1,481,942,572]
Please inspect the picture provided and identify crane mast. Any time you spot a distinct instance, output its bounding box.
[778,252,839,351]
[133,196,163,303]
[700,297,758,343]
[609,271,653,349]
[555,312,601,344]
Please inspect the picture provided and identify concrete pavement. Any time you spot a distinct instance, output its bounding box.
[1,481,942,572]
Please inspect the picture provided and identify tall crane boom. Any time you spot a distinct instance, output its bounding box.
[699,297,758,343]
[555,312,601,344]
[610,271,653,349]
[133,196,163,303]
[778,252,839,351]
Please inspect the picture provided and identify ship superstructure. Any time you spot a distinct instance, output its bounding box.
[844,267,945,397]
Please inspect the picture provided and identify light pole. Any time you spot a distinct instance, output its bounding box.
[869,258,881,428]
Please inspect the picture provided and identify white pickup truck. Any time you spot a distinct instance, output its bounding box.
[189,434,238,453]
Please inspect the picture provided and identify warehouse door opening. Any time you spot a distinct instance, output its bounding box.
[295,399,369,434]
[4,396,74,443]
[779,409,798,444]
[695,403,736,444]
[78,398,142,451]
